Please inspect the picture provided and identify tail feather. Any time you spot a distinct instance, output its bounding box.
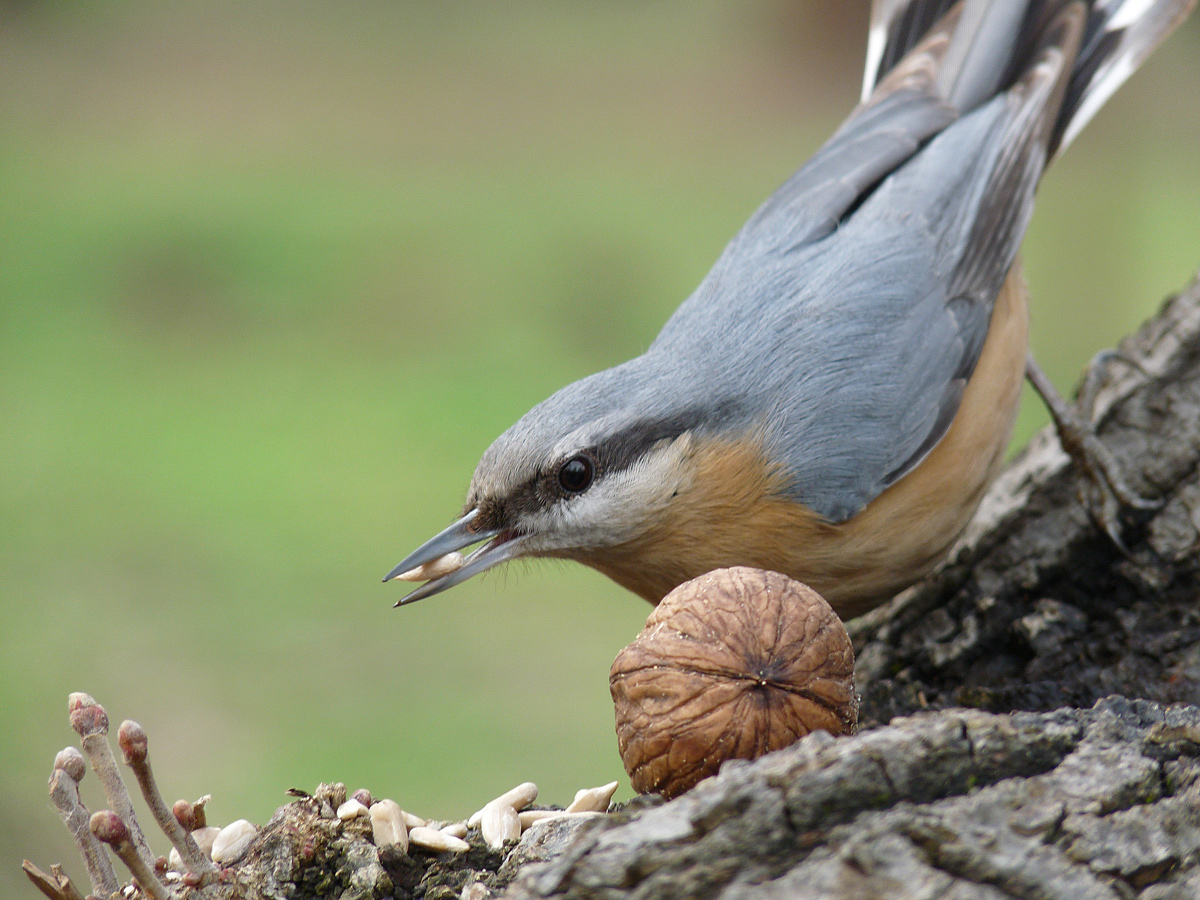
[861,0,1195,152]
[1054,0,1198,150]
[862,0,959,102]
[935,0,1034,111]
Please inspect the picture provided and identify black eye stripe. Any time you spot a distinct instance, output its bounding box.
[487,404,744,517]
[595,401,742,474]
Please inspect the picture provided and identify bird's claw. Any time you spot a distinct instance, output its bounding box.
[1026,352,1162,555]
[1065,424,1161,557]
[1076,348,1152,425]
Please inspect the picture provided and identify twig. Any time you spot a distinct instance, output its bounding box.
[90,810,172,900]
[50,865,86,900]
[68,693,155,868]
[21,860,66,900]
[47,747,120,897]
[118,720,218,882]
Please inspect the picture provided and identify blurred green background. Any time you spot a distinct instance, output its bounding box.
[2,1,1198,894]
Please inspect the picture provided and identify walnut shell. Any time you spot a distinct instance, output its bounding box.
[610,567,857,799]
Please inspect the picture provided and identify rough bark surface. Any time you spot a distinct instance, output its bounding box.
[505,699,1200,899]
[499,273,1200,900]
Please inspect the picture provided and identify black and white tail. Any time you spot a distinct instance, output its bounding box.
[861,0,1196,155]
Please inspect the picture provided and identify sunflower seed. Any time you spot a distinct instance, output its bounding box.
[211,820,257,864]
[565,781,619,814]
[192,826,219,859]
[468,781,537,826]
[337,799,369,821]
[408,826,470,853]
[369,800,409,853]
[480,801,521,849]
[394,552,465,582]
[167,825,220,871]
[519,810,603,831]
[516,809,561,829]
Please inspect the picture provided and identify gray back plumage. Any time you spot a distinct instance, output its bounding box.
[644,0,1077,521]
[650,83,1052,521]
[476,0,1193,524]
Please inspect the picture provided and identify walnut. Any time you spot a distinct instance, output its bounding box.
[610,567,857,799]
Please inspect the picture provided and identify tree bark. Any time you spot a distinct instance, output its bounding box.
[851,268,1200,725]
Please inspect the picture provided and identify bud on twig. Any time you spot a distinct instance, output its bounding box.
[68,696,155,867]
[173,799,195,832]
[118,719,217,883]
[48,748,119,897]
[90,810,171,900]
[53,747,86,783]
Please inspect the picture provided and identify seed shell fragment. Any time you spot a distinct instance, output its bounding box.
[408,826,470,853]
[565,781,619,813]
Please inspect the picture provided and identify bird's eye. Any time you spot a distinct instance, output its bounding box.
[557,456,594,494]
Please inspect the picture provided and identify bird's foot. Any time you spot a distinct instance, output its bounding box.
[1025,351,1161,554]
[1074,348,1152,424]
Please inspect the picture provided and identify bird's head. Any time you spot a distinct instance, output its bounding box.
[384,360,731,606]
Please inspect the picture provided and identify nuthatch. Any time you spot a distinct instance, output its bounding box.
[387,0,1194,619]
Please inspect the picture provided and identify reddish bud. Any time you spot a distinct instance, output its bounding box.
[352,789,373,808]
[53,747,86,781]
[68,693,109,737]
[154,857,169,875]
[173,799,196,832]
[89,810,129,845]
[117,720,148,765]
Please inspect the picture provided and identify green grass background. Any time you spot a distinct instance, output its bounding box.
[2,2,1198,894]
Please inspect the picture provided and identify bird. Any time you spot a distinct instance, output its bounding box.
[386,0,1195,620]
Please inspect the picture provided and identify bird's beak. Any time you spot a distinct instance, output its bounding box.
[383,509,527,607]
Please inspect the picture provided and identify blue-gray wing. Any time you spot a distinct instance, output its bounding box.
[737,10,961,255]
[651,9,1079,523]
[734,88,952,254]
[762,92,1047,521]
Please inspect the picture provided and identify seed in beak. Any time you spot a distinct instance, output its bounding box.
[393,552,466,582]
